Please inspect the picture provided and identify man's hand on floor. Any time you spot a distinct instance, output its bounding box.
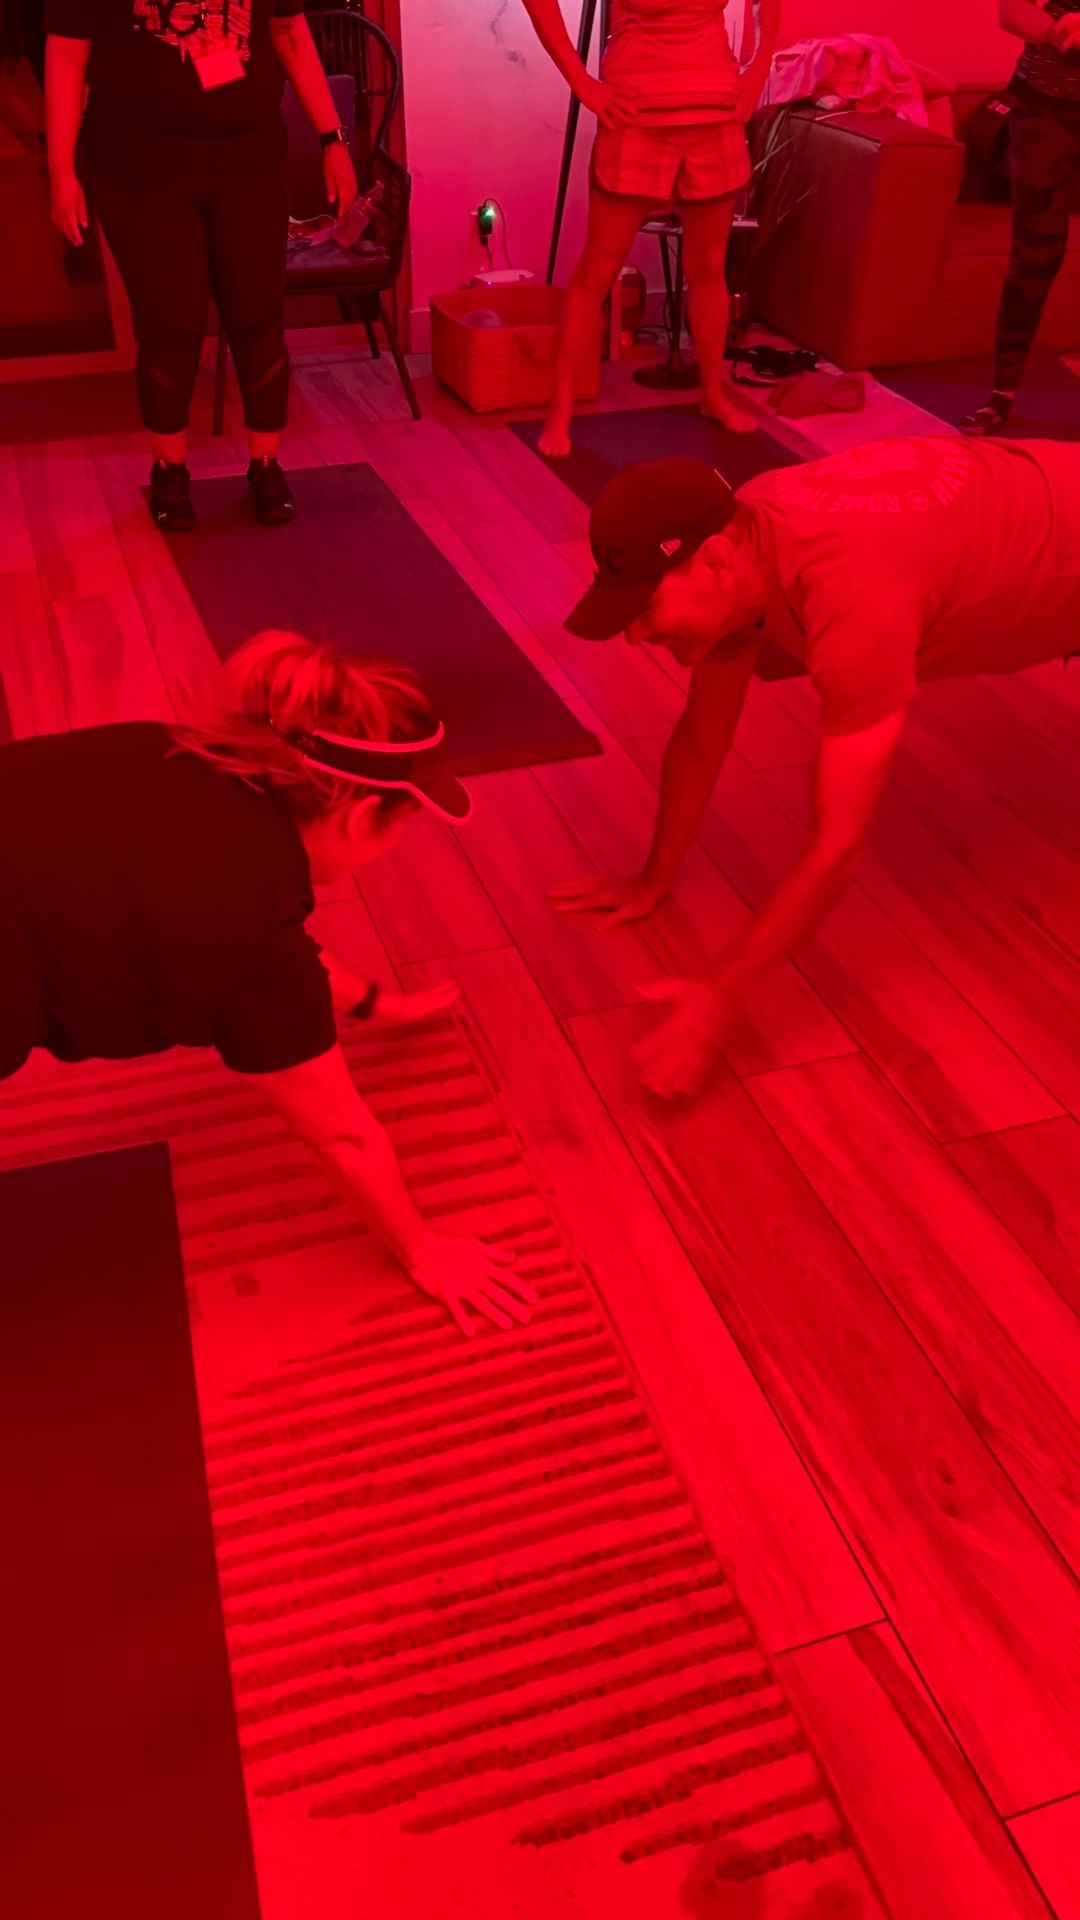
[634,977,733,1099]
[549,871,668,931]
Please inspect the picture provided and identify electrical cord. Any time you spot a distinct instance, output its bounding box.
[482,195,513,269]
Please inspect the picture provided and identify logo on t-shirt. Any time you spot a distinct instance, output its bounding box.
[132,0,253,70]
[771,439,976,518]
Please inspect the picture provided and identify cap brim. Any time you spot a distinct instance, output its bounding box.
[564,576,657,641]
[415,765,473,825]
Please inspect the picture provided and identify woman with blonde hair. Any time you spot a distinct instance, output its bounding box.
[522,0,781,456]
[0,631,537,1339]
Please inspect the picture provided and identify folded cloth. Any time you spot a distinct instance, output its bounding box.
[768,370,866,417]
[761,35,931,128]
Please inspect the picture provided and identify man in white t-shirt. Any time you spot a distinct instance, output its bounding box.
[553,436,1080,1095]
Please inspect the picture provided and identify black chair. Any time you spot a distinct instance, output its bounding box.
[212,8,419,432]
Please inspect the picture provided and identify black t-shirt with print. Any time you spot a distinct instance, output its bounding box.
[0,721,337,1081]
[45,0,304,171]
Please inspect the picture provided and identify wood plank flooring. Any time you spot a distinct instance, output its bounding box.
[3,337,1078,1914]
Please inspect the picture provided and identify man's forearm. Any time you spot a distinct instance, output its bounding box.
[302,1121,432,1269]
[643,721,731,890]
[45,37,90,175]
[1000,0,1062,45]
[269,16,340,130]
[715,842,861,998]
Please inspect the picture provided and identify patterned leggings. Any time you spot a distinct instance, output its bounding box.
[994,83,1080,391]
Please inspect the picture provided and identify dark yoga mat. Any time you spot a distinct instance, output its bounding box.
[512,402,805,507]
[878,348,1080,440]
[0,1145,262,1920]
[172,462,599,775]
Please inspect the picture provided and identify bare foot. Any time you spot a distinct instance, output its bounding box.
[701,386,759,435]
[538,416,573,458]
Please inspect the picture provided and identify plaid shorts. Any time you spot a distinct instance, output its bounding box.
[592,118,751,204]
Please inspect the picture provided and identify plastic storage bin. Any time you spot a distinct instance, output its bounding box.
[429,284,601,414]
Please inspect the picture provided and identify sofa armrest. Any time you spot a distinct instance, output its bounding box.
[749,108,965,369]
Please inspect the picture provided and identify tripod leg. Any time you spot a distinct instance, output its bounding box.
[671,227,686,347]
[546,0,598,283]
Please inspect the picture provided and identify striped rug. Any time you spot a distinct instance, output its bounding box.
[0,1019,865,1919]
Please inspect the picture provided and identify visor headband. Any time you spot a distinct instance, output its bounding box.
[290,724,445,788]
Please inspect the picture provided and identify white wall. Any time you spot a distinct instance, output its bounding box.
[402,0,593,348]
[402,1,1017,348]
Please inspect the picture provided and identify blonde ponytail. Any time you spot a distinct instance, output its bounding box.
[170,630,438,823]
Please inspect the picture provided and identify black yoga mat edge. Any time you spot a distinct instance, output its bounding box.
[1,1144,262,1920]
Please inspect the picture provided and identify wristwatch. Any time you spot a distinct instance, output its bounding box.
[319,125,348,148]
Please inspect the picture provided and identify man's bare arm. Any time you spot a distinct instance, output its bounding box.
[712,709,905,999]
[644,645,760,892]
[550,644,757,927]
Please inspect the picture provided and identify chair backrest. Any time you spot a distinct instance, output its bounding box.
[282,72,357,217]
[304,7,402,175]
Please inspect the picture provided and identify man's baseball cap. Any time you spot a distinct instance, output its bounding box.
[565,457,737,640]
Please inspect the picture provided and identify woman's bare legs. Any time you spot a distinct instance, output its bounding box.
[540,186,654,457]
[680,193,757,434]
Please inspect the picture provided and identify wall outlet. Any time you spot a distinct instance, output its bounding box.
[476,200,498,243]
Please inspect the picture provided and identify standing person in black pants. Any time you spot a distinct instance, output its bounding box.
[964,0,1080,435]
[44,0,357,528]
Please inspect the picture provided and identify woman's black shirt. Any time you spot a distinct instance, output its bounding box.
[45,0,305,173]
[0,721,336,1079]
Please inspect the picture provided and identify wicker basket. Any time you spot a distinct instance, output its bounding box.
[429,285,601,414]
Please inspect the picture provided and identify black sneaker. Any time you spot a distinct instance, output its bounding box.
[961,391,1014,437]
[247,455,296,526]
[149,460,196,533]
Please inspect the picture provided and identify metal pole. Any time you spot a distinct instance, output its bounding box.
[546,0,608,283]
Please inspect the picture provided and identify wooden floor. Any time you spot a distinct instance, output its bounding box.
[3,336,1080,1917]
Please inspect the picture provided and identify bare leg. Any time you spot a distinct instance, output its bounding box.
[541,187,653,458]
[247,429,282,460]
[680,194,757,434]
[151,429,188,465]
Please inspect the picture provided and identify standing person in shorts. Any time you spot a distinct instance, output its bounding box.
[963,0,1080,436]
[521,0,781,455]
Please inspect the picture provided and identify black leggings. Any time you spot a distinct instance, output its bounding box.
[85,154,290,436]
[994,84,1080,391]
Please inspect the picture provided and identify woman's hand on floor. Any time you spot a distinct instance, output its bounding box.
[576,75,640,129]
[408,1233,540,1338]
[50,169,88,247]
[366,981,462,1030]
